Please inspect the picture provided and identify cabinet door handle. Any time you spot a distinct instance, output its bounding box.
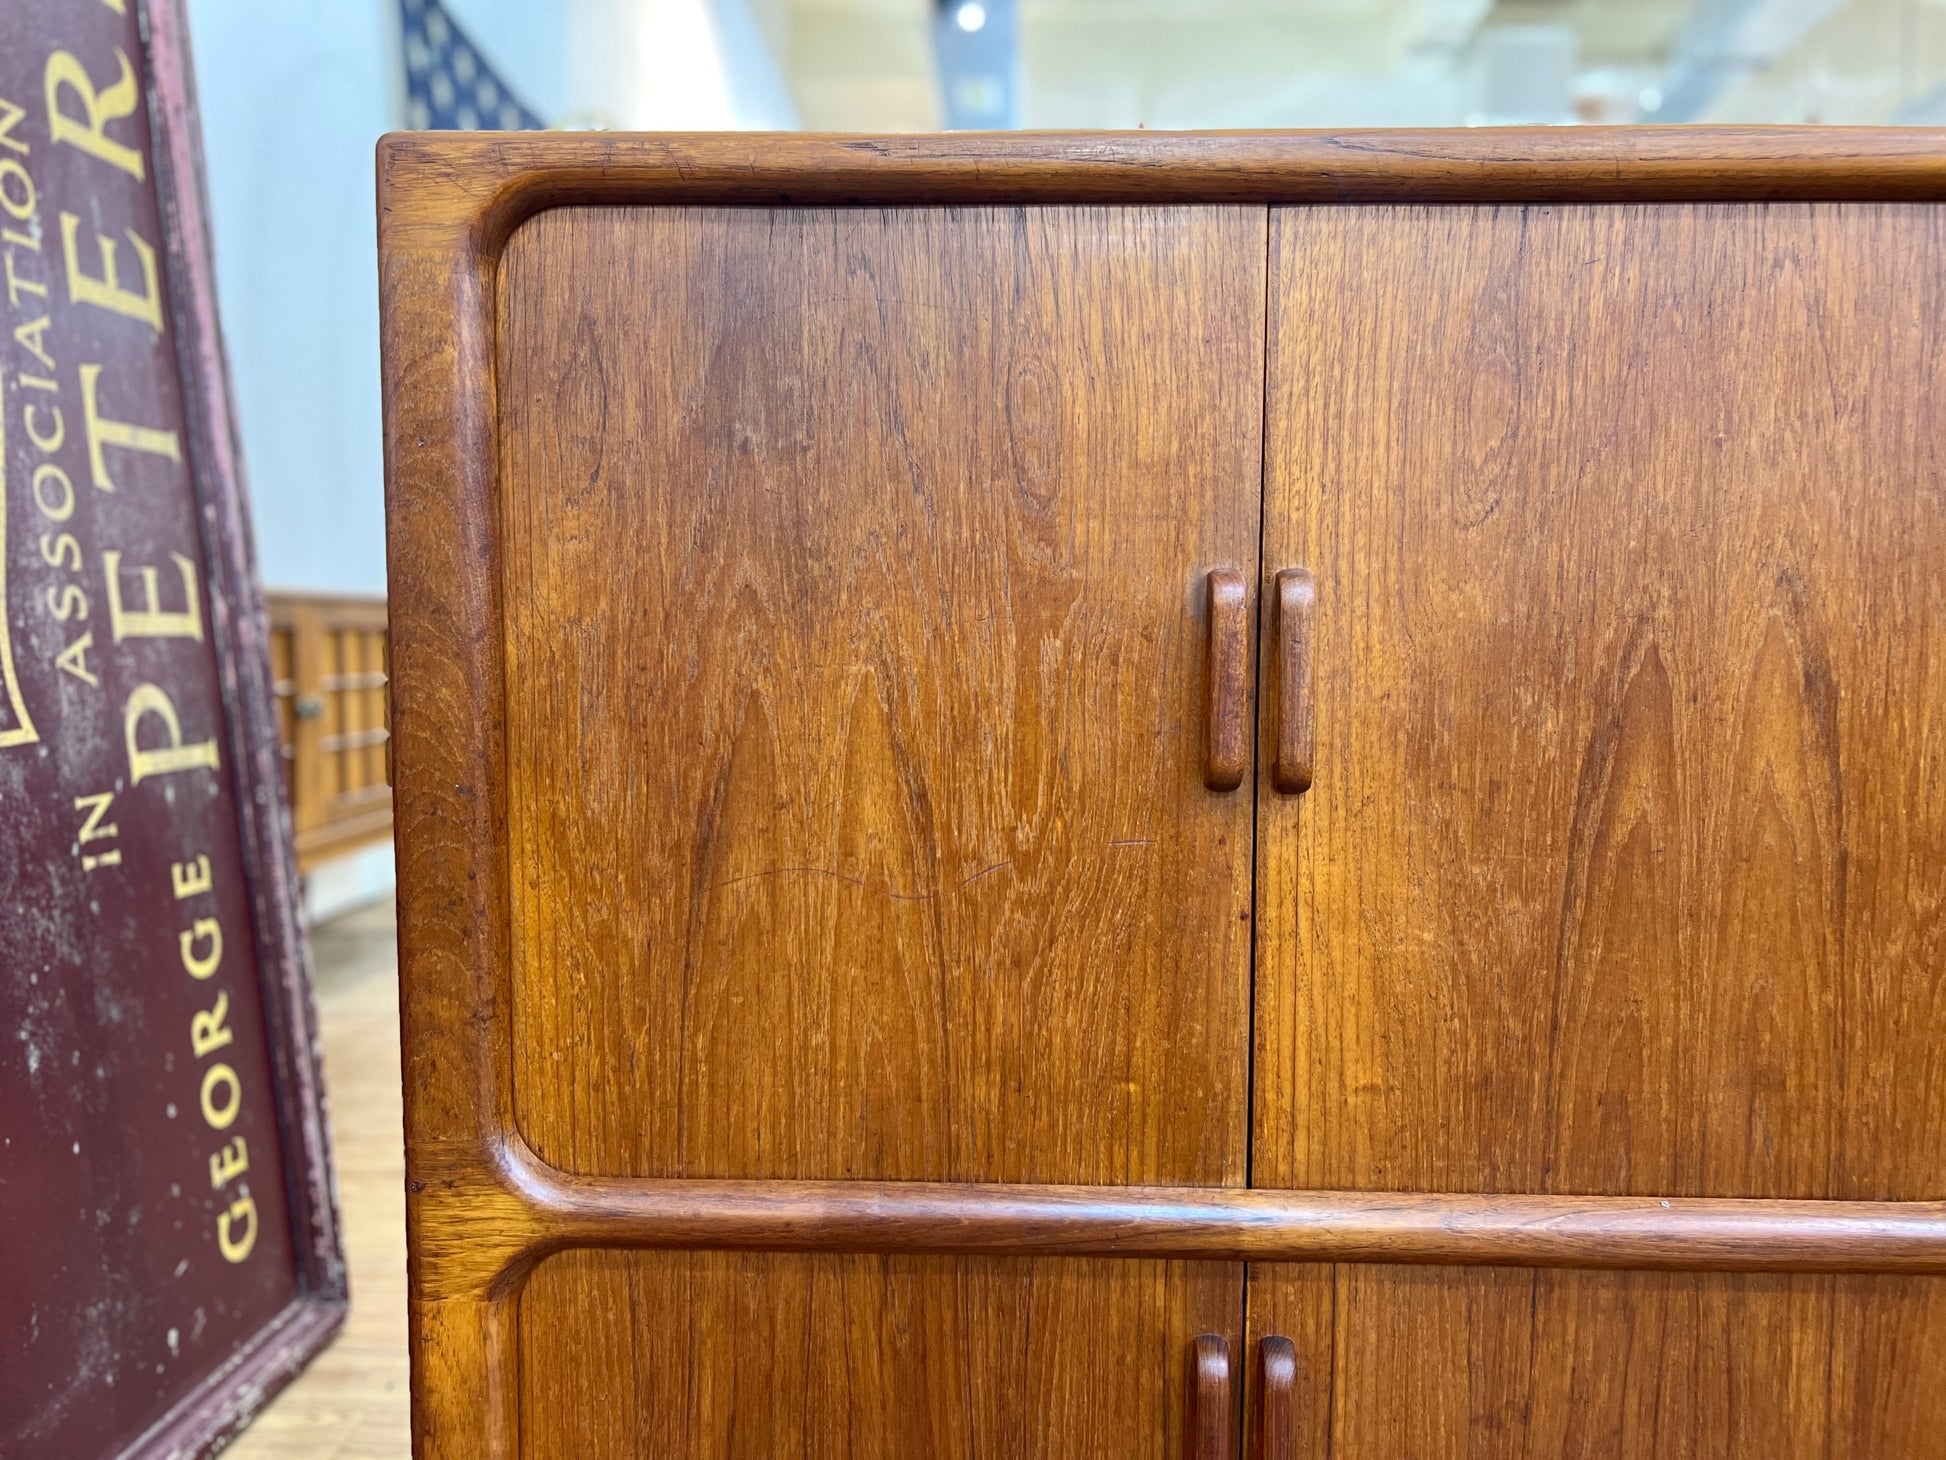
[1272,567,1316,794]
[1259,1335,1299,1458]
[1191,1333,1231,1460]
[1205,569,1249,791]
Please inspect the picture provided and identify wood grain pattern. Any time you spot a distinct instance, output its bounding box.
[1206,569,1251,791]
[1189,1332,1231,1460]
[376,131,1946,243]
[496,204,1265,1188]
[1254,198,1946,1460]
[516,1251,1239,1459]
[1243,1270,1333,1460]
[1256,202,1946,1202]
[380,147,523,1460]
[492,203,1262,1455]
[1252,1265,1946,1458]
[1270,568,1315,795]
[467,1161,1946,1276]
[1256,1335,1301,1460]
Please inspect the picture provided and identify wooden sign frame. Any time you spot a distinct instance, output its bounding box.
[3,2,346,1454]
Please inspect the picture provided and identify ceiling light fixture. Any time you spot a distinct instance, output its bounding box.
[955,2,987,33]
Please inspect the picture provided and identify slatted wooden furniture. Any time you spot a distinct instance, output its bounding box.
[266,592,393,870]
[379,131,1946,1459]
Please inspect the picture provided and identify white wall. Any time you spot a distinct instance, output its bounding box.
[185,0,397,596]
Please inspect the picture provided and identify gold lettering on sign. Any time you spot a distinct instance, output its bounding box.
[39,530,80,572]
[33,459,72,515]
[199,1062,240,1129]
[45,581,86,622]
[25,404,61,452]
[0,95,27,154]
[123,682,219,783]
[0,376,39,747]
[55,632,97,687]
[190,990,232,1057]
[208,1135,248,1188]
[171,853,212,899]
[15,312,54,369]
[217,1194,257,1263]
[178,916,221,980]
[79,361,180,489]
[102,550,202,642]
[75,790,120,870]
[3,241,45,301]
[22,21,269,1274]
[44,49,144,180]
[75,789,117,840]
[59,213,162,333]
[174,854,257,1263]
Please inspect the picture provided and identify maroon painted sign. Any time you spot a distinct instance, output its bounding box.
[1,3,344,1455]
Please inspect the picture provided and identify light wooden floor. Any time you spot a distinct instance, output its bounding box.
[227,899,411,1458]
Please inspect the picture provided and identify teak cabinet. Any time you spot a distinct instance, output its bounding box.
[379,133,1946,1459]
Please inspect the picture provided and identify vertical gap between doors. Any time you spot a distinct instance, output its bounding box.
[1238,201,1277,1460]
[1243,206,1274,1195]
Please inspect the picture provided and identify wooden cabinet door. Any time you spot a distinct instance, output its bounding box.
[1246,1265,1946,1460]
[521,1251,1241,1459]
[494,203,1265,1452]
[1252,203,1946,1453]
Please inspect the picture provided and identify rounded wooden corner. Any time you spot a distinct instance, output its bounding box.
[379,131,1946,276]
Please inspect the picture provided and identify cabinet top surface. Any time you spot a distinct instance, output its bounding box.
[376,128,1946,254]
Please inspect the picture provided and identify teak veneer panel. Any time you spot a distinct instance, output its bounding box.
[495,204,1265,1186]
[1250,201,1946,1459]
[1248,1265,1946,1458]
[1256,202,1946,1202]
[519,1251,1240,1459]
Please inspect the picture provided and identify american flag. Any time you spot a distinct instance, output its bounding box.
[398,0,545,131]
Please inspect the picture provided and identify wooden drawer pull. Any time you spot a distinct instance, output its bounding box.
[1259,1335,1299,1458]
[1272,567,1316,794]
[1191,1333,1231,1460]
[1205,569,1249,791]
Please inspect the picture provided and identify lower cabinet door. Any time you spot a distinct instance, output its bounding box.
[1246,1265,1946,1459]
[518,1252,1242,1458]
